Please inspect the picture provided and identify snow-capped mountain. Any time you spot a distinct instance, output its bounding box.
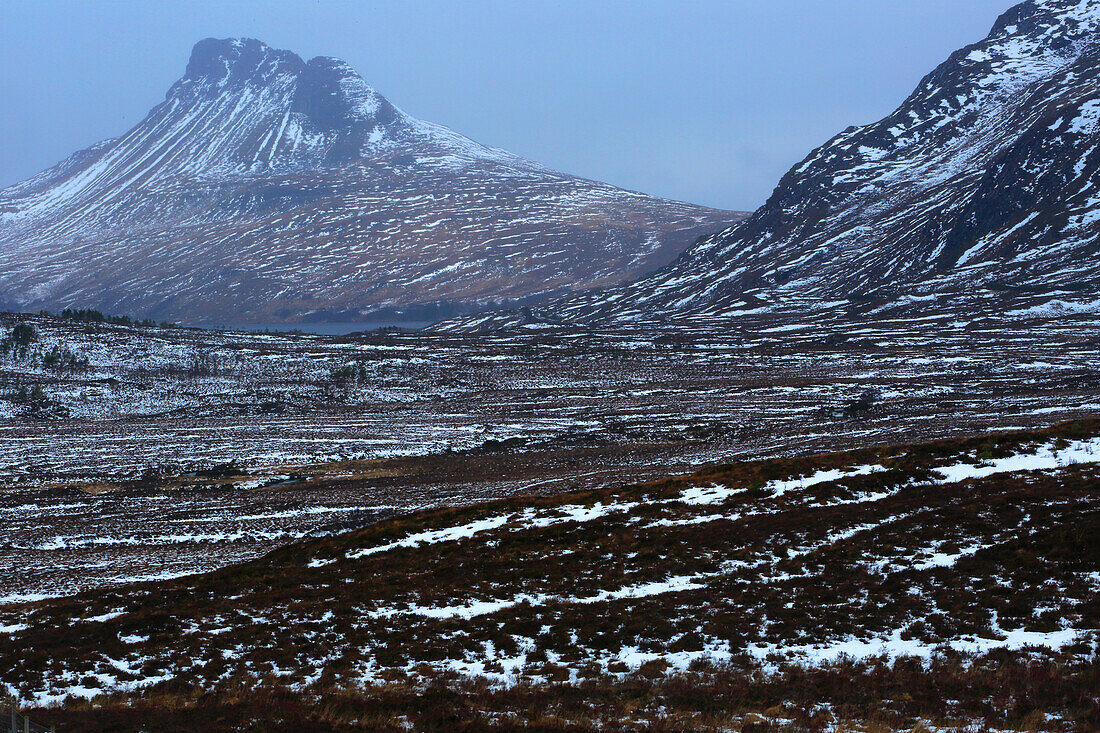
[487,0,1100,327]
[0,38,738,324]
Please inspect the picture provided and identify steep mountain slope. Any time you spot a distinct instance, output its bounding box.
[0,38,739,324]
[474,0,1100,328]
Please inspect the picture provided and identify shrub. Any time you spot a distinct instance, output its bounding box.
[56,308,167,328]
[41,344,90,372]
[10,322,36,345]
[188,351,219,377]
[329,362,369,384]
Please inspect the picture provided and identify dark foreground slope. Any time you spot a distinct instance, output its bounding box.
[448,0,1100,330]
[4,422,1098,731]
[0,38,738,324]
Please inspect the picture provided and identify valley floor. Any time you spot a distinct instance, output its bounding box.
[3,305,1100,600]
[0,307,1098,730]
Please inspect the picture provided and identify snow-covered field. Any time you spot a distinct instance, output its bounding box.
[4,306,1100,483]
[2,307,1100,601]
[3,421,1097,714]
[0,310,1097,730]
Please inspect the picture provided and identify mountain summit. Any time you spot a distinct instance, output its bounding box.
[499,0,1100,327]
[152,38,491,173]
[0,38,738,323]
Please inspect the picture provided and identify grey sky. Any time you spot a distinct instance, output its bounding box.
[1,0,1012,211]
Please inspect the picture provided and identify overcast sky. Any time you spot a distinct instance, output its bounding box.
[1,0,1013,211]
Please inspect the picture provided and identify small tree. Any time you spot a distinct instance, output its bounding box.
[10,322,36,345]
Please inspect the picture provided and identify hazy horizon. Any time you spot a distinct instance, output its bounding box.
[2,0,1012,211]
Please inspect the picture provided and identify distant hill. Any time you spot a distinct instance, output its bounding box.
[450,0,1100,329]
[0,38,739,324]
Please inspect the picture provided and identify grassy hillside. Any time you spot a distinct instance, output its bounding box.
[4,420,1099,731]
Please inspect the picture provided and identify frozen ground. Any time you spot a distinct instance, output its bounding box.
[2,306,1099,600]
[2,421,1097,712]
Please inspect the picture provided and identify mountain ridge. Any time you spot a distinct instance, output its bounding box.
[445,0,1100,330]
[0,38,740,323]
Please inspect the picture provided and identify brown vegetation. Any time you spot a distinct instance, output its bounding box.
[3,421,1099,731]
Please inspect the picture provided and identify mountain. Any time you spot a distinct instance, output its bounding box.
[0,38,739,324]
[458,0,1100,329]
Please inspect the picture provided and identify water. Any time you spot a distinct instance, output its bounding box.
[204,321,435,335]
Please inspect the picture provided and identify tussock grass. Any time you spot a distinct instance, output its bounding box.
[4,420,1100,731]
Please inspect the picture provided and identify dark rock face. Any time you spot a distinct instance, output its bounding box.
[183,37,305,86]
[543,0,1100,324]
[0,38,739,324]
[295,57,401,131]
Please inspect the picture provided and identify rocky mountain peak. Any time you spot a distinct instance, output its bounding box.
[181,37,305,89]
[990,0,1100,42]
[294,55,401,131]
[469,0,1100,330]
[0,37,739,324]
